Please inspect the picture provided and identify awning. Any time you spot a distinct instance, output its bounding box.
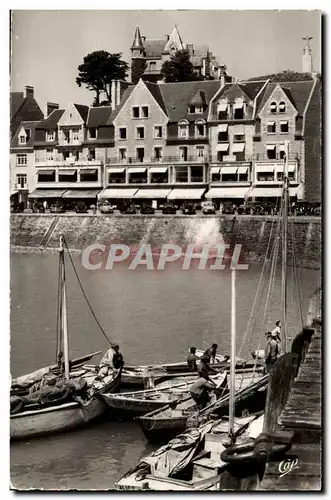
[98,188,138,199]
[234,101,244,109]
[62,190,101,199]
[149,167,168,173]
[218,124,228,132]
[10,190,18,197]
[37,169,55,176]
[79,169,98,175]
[220,166,238,174]
[217,143,229,152]
[168,188,205,200]
[28,189,67,199]
[58,169,77,175]
[266,145,276,150]
[238,166,248,174]
[211,167,220,174]
[255,165,275,172]
[217,102,227,112]
[134,189,171,199]
[280,121,288,125]
[232,143,245,153]
[267,121,275,126]
[128,167,147,174]
[279,144,287,151]
[249,187,282,198]
[206,187,250,199]
[107,167,125,174]
[276,165,296,173]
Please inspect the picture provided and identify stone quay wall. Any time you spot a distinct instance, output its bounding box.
[10,214,321,269]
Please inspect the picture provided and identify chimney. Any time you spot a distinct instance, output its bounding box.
[111,80,117,110]
[141,36,146,42]
[25,86,34,98]
[46,102,59,116]
[116,81,121,106]
[219,64,227,88]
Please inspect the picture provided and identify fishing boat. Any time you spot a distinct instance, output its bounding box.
[138,369,266,444]
[10,234,122,440]
[102,373,227,417]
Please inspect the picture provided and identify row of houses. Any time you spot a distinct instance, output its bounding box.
[10,75,321,209]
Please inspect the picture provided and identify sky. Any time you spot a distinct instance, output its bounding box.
[10,10,321,112]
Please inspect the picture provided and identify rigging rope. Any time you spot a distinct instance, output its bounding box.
[55,247,62,364]
[290,218,304,328]
[62,236,113,347]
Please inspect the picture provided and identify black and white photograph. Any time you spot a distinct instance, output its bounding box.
[9,9,322,491]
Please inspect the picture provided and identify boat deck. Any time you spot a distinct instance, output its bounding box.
[259,322,322,491]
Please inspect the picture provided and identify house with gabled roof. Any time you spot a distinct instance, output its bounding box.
[10,86,44,139]
[131,26,223,84]
[29,103,114,206]
[251,77,320,202]
[205,80,269,204]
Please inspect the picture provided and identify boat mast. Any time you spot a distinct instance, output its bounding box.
[60,234,70,379]
[229,267,236,442]
[281,140,289,352]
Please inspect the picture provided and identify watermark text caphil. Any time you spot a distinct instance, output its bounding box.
[81,244,249,271]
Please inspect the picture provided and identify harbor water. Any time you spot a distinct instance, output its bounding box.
[10,252,319,490]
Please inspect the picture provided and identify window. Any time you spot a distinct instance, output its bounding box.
[136,126,145,139]
[270,102,277,114]
[234,106,244,120]
[279,149,286,160]
[195,122,205,138]
[191,166,203,182]
[59,170,77,183]
[257,171,274,182]
[178,121,189,139]
[63,150,70,160]
[108,170,125,184]
[25,129,31,142]
[72,129,80,141]
[175,166,188,183]
[16,154,27,166]
[119,127,127,140]
[142,106,149,118]
[80,170,98,182]
[217,151,226,162]
[266,145,276,160]
[222,172,238,183]
[16,174,27,188]
[280,121,289,133]
[267,122,276,134]
[149,62,156,72]
[217,100,228,120]
[196,146,205,158]
[189,105,195,114]
[119,148,127,161]
[136,147,145,162]
[89,128,97,139]
[234,151,245,162]
[19,135,26,145]
[46,148,54,161]
[234,134,245,142]
[63,130,70,143]
[218,131,228,142]
[38,170,55,182]
[179,146,188,162]
[154,126,163,138]
[154,147,162,161]
[132,106,140,118]
[88,149,96,161]
[279,101,286,113]
[47,130,55,141]
[195,106,204,114]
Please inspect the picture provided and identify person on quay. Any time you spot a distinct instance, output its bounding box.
[187,346,199,372]
[264,330,280,373]
[203,343,218,364]
[190,376,217,410]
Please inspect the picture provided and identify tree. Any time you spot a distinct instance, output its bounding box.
[161,50,202,83]
[247,70,314,82]
[76,51,129,105]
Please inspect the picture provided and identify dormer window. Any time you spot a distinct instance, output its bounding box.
[217,100,228,120]
[89,128,97,140]
[233,98,244,119]
[189,105,195,114]
[195,106,204,114]
[270,102,277,114]
[195,120,206,138]
[46,130,55,141]
[178,120,189,139]
[19,135,26,145]
[279,101,286,113]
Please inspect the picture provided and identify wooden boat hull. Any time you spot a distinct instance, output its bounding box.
[10,397,107,441]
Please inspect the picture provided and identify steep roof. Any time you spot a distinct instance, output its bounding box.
[10,91,44,137]
[257,80,314,116]
[143,39,166,58]
[143,81,167,114]
[10,120,42,149]
[74,103,89,123]
[237,81,267,100]
[10,92,24,118]
[159,80,221,121]
[131,26,144,49]
[190,90,207,106]
[107,86,135,123]
[37,109,65,129]
[87,106,113,128]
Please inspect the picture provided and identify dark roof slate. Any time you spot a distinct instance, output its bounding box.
[37,109,65,129]
[143,39,166,58]
[143,81,167,114]
[10,92,24,118]
[257,81,314,117]
[10,120,42,149]
[87,106,113,128]
[74,104,89,123]
[107,86,135,123]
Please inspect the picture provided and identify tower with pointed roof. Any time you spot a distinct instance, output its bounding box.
[302,36,313,74]
[131,27,147,84]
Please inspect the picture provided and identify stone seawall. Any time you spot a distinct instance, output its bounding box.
[10,214,321,268]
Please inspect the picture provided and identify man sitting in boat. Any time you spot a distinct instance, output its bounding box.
[189,376,217,410]
[97,344,124,378]
[112,345,124,370]
[187,346,199,371]
[264,331,281,373]
[203,343,218,364]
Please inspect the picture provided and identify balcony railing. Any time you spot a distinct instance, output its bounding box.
[252,153,299,161]
[35,157,102,166]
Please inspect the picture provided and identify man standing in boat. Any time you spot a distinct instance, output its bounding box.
[187,346,199,371]
[264,330,280,373]
[203,343,218,364]
[271,321,281,343]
